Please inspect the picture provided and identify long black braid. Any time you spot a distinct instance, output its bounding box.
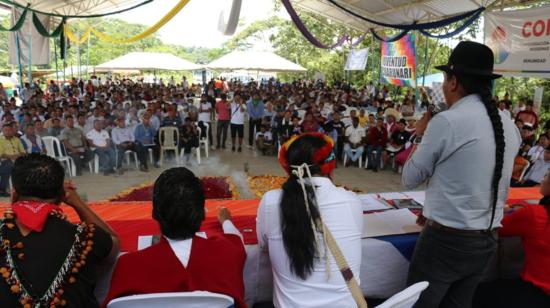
[452,73,506,231]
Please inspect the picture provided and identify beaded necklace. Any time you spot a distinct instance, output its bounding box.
[0,209,95,307]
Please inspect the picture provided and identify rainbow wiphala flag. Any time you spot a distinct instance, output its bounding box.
[380,33,417,87]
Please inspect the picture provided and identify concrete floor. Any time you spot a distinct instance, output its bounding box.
[40,146,410,202]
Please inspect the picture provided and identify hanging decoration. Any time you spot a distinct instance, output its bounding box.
[281,0,485,47]
[280,0,369,49]
[32,13,66,38]
[325,0,485,31]
[281,0,348,49]
[370,28,411,43]
[0,5,28,32]
[64,0,190,44]
[0,0,153,19]
[418,9,484,39]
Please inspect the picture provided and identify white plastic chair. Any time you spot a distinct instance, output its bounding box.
[42,136,75,177]
[376,281,429,308]
[343,148,363,168]
[199,122,210,159]
[88,154,99,174]
[107,291,234,308]
[158,127,179,166]
[125,150,139,169]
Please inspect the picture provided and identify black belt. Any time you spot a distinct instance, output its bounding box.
[426,219,497,236]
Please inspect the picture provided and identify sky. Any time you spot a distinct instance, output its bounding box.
[115,0,286,48]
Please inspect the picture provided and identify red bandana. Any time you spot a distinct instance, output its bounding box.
[278,132,336,176]
[11,201,60,232]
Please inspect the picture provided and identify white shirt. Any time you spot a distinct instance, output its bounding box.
[345,125,365,145]
[198,102,212,123]
[527,145,545,162]
[166,220,242,268]
[524,156,550,184]
[255,131,272,141]
[257,177,363,308]
[230,102,246,125]
[403,94,521,230]
[86,129,110,147]
[111,126,135,145]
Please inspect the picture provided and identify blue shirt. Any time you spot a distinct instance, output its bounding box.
[247,99,265,120]
[134,124,156,146]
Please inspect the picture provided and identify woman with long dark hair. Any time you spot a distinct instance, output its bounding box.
[257,132,363,307]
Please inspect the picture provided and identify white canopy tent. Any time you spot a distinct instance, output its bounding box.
[207,51,307,73]
[95,52,201,72]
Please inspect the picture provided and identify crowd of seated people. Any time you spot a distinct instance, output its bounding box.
[2,76,546,189]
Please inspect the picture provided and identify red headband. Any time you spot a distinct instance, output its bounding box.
[278,132,336,176]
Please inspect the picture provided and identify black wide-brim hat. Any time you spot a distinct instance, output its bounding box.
[435,41,502,79]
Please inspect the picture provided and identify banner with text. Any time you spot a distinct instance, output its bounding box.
[380,33,416,87]
[485,6,550,77]
[345,48,369,71]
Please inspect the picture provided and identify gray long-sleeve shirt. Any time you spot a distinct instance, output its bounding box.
[402,94,521,230]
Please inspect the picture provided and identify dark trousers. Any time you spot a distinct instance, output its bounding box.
[116,143,142,169]
[94,146,116,172]
[68,149,93,174]
[0,160,13,192]
[367,145,384,169]
[217,120,229,148]
[473,278,550,308]
[407,224,497,308]
[510,179,539,187]
[136,143,158,168]
[249,118,262,146]
[198,121,213,146]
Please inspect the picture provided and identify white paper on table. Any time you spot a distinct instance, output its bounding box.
[362,209,423,238]
[377,192,408,200]
[402,191,426,205]
[358,194,393,211]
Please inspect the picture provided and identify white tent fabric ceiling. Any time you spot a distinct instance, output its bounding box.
[8,0,146,17]
[293,0,524,32]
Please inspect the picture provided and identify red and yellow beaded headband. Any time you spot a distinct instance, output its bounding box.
[278,132,336,176]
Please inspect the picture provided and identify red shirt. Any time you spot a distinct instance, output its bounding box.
[516,110,539,129]
[499,205,550,294]
[102,234,247,307]
[216,100,231,121]
[367,126,388,147]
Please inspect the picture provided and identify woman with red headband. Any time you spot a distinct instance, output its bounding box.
[257,132,364,308]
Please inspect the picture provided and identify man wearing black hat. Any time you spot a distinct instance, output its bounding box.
[402,41,521,307]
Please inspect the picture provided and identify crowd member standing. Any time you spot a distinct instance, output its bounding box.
[247,93,264,148]
[230,94,247,152]
[402,41,521,308]
[198,94,214,150]
[216,93,231,149]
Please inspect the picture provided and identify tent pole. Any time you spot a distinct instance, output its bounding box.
[15,32,24,89]
[27,19,32,85]
[86,33,91,79]
[54,37,59,85]
[77,37,81,80]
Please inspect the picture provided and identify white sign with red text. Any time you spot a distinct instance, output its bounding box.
[485,6,550,77]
